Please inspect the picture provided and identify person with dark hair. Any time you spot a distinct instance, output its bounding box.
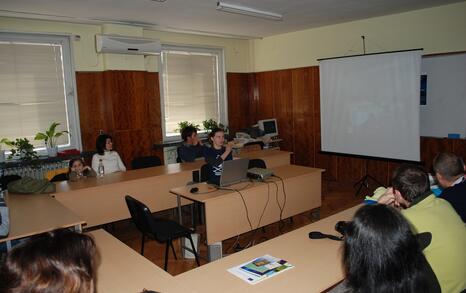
[0,229,98,293]
[378,164,466,293]
[433,152,466,222]
[178,126,205,163]
[337,204,440,293]
[91,134,126,174]
[203,128,233,185]
[68,158,97,181]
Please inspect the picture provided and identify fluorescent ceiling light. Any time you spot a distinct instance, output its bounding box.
[216,2,283,21]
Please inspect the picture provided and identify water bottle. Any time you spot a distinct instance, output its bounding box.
[98,159,105,177]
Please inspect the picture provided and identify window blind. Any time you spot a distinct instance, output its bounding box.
[161,50,221,138]
[0,41,70,148]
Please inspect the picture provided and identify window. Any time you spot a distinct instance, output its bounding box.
[159,45,227,141]
[0,33,81,151]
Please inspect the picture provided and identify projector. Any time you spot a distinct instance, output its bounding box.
[247,167,273,180]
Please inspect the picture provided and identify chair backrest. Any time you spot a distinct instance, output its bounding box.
[200,164,211,183]
[243,141,264,152]
[131,156,162,170]
[125,195,155,235]
[50,172,68,182]
[176,147,182,163]
[0,175,21,190]
[248,159,267,169]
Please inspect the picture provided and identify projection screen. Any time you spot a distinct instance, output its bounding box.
[319,50,421,161]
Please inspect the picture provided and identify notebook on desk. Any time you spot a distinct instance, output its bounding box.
[219,158,249,187]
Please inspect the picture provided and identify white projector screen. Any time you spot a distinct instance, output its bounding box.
[319,50,421,161]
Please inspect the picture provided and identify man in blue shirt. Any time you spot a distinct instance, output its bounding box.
[433,152,466,222]
[178,126,205,163]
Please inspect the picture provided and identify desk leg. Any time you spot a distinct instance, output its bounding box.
[177,195,183,224]
[74,224,82,233]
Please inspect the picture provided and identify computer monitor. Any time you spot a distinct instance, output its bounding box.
[257,118,278,137]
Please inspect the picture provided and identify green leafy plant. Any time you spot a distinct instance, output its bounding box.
[0,138,10,151]
[34,122,69,148]
[176,121,200,134]
[202,119,228,133]
[4,138,38,161]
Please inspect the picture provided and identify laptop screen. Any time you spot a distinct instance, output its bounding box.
[219,158,250,187]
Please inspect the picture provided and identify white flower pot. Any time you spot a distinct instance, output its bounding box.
[47,146,58,157]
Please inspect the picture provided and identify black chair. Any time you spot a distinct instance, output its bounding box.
[125,195,200,271]
[248,159,267,169]
[243,141,264,150]
[50,172,68,182]
[176,147,182,163]
[200,164,211,183]
[131,156,162,170]
[0,175,21,190]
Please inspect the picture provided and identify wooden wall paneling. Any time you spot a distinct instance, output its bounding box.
[291,67,315,166]
[271,70,293,152]
[420,137,453,171]
[145,72,164,162]
[104,71,150,131]
[366,159,390,186]
[254,71,275,120]
[76,72,113,151]
[452,139,466,163]
[336,156,367,183]
[113,129,156,168]
[226,73,252,134]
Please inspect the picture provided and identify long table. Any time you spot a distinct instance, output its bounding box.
[52,150,292,228]
[1,193,84,249]
[170,165,323,246]
[90,206,359,293]
[89,229,185,293]
[174,205,359,293]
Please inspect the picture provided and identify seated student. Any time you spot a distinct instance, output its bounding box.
[91,134,126,174]
[68,158,97,181]
[433,152,466,222]
[378,164,466,293]
[203,127,234,185]
[333,204,440,293]
[0,229,98,293]
[178,126,205,162]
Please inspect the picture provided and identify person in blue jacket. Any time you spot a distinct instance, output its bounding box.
[203,127,233,185]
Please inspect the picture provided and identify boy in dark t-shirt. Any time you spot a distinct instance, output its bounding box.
[204,128,233,185]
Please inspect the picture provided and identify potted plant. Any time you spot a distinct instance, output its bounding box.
[34,122,69,157]
[4,138,38,161]
[0,138,9,163]
[176,121,200,134]
[202,119,228,133]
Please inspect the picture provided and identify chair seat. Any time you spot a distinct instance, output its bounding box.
[151,219,192,242]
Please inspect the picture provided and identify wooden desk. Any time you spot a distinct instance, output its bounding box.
[171,165,323,246]
[175,205,359,293]
[1,193,84,248]
[89,229,184,293]
[52,150,292,228]
[53,162,204,228]
[235,150,292,168]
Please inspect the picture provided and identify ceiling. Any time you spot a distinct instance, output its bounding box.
[0,0,463,39]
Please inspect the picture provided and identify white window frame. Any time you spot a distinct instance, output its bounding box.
[0,32,82,153]
[158,44,228,142]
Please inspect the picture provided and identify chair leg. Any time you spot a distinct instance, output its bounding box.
[140,234,145,256]
[187,234,200,267]
[170,240,177,260]
[164,239,170,271]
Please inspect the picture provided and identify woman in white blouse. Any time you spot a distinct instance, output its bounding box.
[91,134,126,174]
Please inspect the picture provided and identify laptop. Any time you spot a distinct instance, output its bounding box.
[219,158,250,187]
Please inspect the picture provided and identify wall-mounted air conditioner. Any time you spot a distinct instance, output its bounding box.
[95,34,162,55]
